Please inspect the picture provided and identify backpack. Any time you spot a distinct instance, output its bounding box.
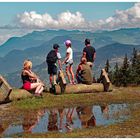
[46,50,57,64]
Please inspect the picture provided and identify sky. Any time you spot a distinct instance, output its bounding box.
[0,3,134,24]
[0,2,139,45]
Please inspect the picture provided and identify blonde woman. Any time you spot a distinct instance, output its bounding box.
[21,60,44,96]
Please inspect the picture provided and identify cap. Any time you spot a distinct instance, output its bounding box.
[64,40,71,46]
[53,44,60,49]
[85,38,90,45]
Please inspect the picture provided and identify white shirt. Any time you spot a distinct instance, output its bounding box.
[57,52,61,59]
[66,47,73,63]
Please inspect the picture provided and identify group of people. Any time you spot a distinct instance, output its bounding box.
[21,38,96,96]
[22,106,96,133]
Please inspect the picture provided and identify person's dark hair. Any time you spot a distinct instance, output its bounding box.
[53,44,60,49]
[85,39,90,45]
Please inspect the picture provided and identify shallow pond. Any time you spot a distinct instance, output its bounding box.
[1,103,139,137]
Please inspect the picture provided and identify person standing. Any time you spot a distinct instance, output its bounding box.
[46,44,62,87]
[62,40,75,84]
[83,38,96,68]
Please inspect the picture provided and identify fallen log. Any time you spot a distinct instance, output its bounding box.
[54,83,105,94]
[9,89,33,101]
[0,75,34,104]
[0,69,112,103]
[0,75,12,102]
[0,75,13,104]
[52,69,112,94]
[0,89,33,104]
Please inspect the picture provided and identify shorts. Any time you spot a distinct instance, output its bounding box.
[66,59,73,67]
[47,63,57,75]
[23,81,31,90]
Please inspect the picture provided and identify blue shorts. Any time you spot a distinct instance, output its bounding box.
[47,63,57,75]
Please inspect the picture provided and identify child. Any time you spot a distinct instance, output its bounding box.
[46,44,62,87]
[62,40,75,84]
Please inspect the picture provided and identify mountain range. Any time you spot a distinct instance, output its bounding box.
[0,28,140,87]
[1,28,140,57]
[5,42,140,88]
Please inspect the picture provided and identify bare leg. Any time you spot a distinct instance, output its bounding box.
[35,84,44,94]
[58,109,64,131]
[38,86,44,94]
[49,74,53,85]
[30,83,42,90]
[69,65,75,83]
[66,66,71,83]
[53,75,57,85]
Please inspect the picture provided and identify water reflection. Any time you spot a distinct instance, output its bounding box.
[0,124,5,135]
[46,108,73,132]
[22,109,45,133]
[48,109,58,131]
[76,106,96,128]
[100,104,109,120]
[2,103,137,137]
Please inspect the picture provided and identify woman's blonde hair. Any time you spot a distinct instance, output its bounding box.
[23,60,32,69]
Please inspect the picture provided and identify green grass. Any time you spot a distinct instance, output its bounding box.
[12,86,140,110]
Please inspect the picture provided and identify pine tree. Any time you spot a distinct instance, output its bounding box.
[123,54,129,70]
[113,63,120,86]
[111,49,140,87]
[135,54,140,84]
[104,59,113,82]
[130,48,140,84]
[119,54,130,86]
[131,48,137,67]
[105,59,110,73]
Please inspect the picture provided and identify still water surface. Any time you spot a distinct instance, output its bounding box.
[2,103,138,137]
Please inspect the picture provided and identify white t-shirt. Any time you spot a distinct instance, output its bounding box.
[57,52,61,59]
[66,47,73,63]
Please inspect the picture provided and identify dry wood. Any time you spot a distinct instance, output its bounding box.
[58,70,67,85]
[97,69,112,92]
[55,83,104,94]
[0,75,12,102]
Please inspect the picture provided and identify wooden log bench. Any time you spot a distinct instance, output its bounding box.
[51,69,112,94]
[0,75,12,104]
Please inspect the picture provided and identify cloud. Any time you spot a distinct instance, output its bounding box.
[16,3,140,31]
[93,3,140,30]
[16,11,86,30]
[1,3,140,45]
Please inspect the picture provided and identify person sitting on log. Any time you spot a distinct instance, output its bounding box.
[76,57,93,85]
[21,60,44,97]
